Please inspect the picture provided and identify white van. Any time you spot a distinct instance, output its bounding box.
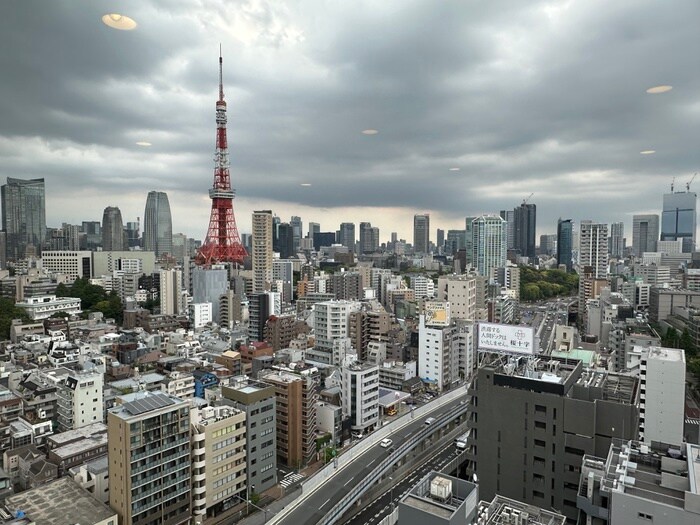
[424,417,436,425]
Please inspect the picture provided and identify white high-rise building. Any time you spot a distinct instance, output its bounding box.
[341,359,379,435]
[471,215,506,278]
[160,268,183,315]
[313,300,361,365]
[637,346,685,445]
[418,306,457,392]
[579,221,609,279]
[252,210,273,293]
[56,370,104,432]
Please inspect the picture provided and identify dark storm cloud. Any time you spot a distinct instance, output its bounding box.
[0,0,699,238]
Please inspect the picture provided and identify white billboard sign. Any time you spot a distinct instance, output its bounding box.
[477,323,536,355]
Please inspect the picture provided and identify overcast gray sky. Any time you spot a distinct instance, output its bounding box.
[1,0,699,243]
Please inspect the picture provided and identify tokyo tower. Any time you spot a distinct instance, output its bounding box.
[195,50,248,266]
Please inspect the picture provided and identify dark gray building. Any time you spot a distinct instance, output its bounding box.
[222,377,278,494]
[413,214,430,255]
[337,222,355,252]
[143,190,172,256]
[557,218,573,271]
[466,356,639,522]
[101,206,127,252]
[513,202,536,259]
[1,177,46,260]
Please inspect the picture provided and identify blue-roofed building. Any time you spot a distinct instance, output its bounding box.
[192,370,219,398]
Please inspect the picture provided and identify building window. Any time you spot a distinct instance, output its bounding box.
[638,513,653,521]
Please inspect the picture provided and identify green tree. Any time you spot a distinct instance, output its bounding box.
[0,297,31,340]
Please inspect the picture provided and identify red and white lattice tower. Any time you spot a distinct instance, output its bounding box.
[196,50,248,266]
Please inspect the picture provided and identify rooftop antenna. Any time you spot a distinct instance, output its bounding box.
[218,43,224,102]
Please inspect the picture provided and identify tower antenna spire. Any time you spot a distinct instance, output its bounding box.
[218,44,224,102]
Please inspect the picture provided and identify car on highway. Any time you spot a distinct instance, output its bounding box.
[425,417,437,425]
[380,438,393,448]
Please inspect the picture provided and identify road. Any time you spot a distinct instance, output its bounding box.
[517,296,577,354]
[343,446,460,525]
[275,395,467,525]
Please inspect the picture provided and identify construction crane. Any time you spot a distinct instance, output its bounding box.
[671,177,675,192]
[687,173,697,191]
[522,193,534,205]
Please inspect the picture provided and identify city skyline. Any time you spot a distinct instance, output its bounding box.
[0,1,698,242]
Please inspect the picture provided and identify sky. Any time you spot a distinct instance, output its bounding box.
[1,0,699,244]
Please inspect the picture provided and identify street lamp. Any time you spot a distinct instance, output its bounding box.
[247,484,254,515]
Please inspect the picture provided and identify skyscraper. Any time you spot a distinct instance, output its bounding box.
[252,210,273,293]
[290,215,302,253]
[101,206,127,251]
[661,190,696,253]
[609,221,625,259]
[1,177,46,260]
[472,215,506,277]
[143,191,173,256]
[413,213,430,254]
[274,222,294,259]
[556,219,573,271]
[499,209,515,250]
[338,222,355,252]
[579,221,608,279]
[359,222,379,254]
[464,216,477,265]
[436,228,445,254]
[632,214,659,257]
[513,202,536,259]
[308,222,320,239]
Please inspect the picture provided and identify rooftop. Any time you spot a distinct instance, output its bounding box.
[109,391,186,420]
[590,439,700,510]
[5,477,116,525]
[47,422,107,447]
[646,346,685,363]
[476,495,566,525]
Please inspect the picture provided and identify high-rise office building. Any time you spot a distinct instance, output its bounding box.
[579,221,608,279]
[108,391,191,525]
[632,214,659,257]
[413,214,430,254]
[1,177,46,260]
[290,215,302,253]
[557,219,573,271]
[308,222,320,239]
[466,358,639,523]
[464,216,477,265]
[513,202,536,259]
[338,223,355,252]
[253,210,273,293]
[499,210,515,250]
[436,228,445,254]
[661,190,697,253]
[143,191,173,257]
[81,221,102,250]
[471,215,506,277]
[125,221,140,248]
[101,206,127,252]
[359,222,379,254]
[274,222,294,259]
[609,221,625,258]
